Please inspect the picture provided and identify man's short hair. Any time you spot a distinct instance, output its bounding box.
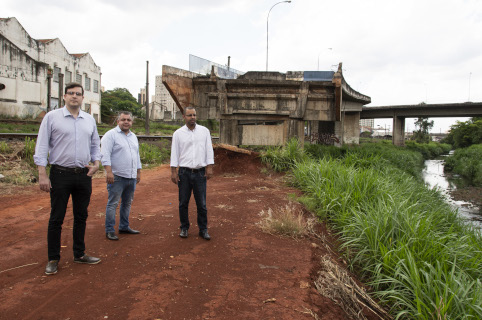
[117,111,134,122]
[65,82,84,96]
[184,106,196,114]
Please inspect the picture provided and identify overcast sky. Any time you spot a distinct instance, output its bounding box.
[3,0,481,132]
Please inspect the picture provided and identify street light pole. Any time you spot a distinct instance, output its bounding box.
[317,48,332,71]
[266,0,291,71]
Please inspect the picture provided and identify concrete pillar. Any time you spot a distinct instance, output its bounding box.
[342,112,360,144]
[220,119,239,146]
[392,116,405,146]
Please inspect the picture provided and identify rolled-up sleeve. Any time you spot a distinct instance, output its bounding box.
[100,131,113,167]
[170,131,179,167]
[33,114,50,167]
[206,129,214,165]
[90,120,101,162]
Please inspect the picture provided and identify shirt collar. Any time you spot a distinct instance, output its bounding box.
[115,125,131,135]
[62,106,85,118]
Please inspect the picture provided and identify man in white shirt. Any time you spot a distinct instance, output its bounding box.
[101,111,142,240]
[170,106,214,240]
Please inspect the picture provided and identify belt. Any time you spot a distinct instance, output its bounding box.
[51,165,88,174]
[180,167,205,173]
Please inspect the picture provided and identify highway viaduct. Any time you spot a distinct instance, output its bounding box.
[361,102,482,146]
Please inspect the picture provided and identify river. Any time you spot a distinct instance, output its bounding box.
[422,157,482,228]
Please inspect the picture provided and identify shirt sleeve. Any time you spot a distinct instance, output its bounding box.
[33,113,51,167]
[205,128,214,165]
[100,130,113,166]
[90,119,101,162]
[136,137,142,170]
[170,131,179,167]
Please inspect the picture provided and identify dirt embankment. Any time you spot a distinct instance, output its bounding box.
[0,146,382,320]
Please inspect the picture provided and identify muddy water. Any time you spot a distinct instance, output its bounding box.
[422,157,481,228]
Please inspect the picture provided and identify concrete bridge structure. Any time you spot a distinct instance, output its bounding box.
[361,102,482,145]
[162,64,370,146]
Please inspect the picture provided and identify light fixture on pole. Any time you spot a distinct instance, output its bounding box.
[318,48,332,71]
[266,0,291,71]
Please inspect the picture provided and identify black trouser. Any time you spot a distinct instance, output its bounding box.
[48,167,92,261]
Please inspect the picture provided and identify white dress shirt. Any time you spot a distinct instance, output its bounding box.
[170,124,214,169]
[34,107,101,168]
[100,126,142,179]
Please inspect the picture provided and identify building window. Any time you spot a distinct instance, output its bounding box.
[53,67,61,83]
[65,70,72,84]
[76,73,82,84]
[84,103,91,113]
[93,80,99,93]
[85,76,91,91]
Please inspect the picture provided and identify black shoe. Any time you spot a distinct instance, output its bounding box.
[74,255,101,264]
[119,227,140,234]
[199,230,211,240]
[106,232,119,240]
[179,229,188,238]
[45,260,58,275]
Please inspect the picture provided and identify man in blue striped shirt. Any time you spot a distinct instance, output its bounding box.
[101,111,142,241]
[34,82,101,275]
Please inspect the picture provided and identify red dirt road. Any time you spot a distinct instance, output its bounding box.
[0,148,362,320]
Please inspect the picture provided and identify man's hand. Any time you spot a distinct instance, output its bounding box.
[38,166,50,192]
[136,170,141,184]
[171,167,179,184]
[205,165,213,180]
[106,171,115,184]
[86,161,100,177]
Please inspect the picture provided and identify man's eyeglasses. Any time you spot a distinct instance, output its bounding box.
[66,91,83,96]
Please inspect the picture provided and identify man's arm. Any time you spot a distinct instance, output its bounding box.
[86,160,100,177]
[104,165,114,184]
[171,167,179,184]
[136,169,141,184]
[38,165,51,192]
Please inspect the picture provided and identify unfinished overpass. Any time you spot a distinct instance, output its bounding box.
[361,102,482,145]
[162,64,371,146]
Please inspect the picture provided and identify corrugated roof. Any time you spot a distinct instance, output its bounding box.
[72,53,87,58]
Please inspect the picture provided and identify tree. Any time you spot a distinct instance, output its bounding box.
[101,88,143,123]
[442,117,482,148]
[411,117,434,143]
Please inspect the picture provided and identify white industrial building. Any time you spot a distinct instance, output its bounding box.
[0,17,101,122]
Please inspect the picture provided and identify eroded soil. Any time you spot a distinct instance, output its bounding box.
[0,147,378,320]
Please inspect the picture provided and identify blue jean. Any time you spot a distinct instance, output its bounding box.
[105,175,136,233]
[178,167,208,231]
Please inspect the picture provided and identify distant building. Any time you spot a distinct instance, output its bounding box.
[152,75,178,120]
[138,88,146,105]
[0,17,101,122]
[359,118,374,132]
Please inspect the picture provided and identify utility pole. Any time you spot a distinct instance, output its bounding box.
[145,60,150,135]
[58,73,64,108]
[47,68,52,112]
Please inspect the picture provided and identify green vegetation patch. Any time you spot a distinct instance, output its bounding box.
[445,144,482,186]
[261,140,482,319]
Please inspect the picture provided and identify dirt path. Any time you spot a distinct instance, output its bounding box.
[0,148,375,320]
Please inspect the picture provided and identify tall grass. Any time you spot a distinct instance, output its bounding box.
[405,141,452,159]
[139,143,169,164]
[264,141,482,319]
[444,144,482,186]
[260,138,310,172]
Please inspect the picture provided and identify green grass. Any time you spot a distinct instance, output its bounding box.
[444,144,482,186]
[261,140,482,319]
[139,143,170,165]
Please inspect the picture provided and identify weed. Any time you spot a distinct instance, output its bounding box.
[258,203,314,238]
